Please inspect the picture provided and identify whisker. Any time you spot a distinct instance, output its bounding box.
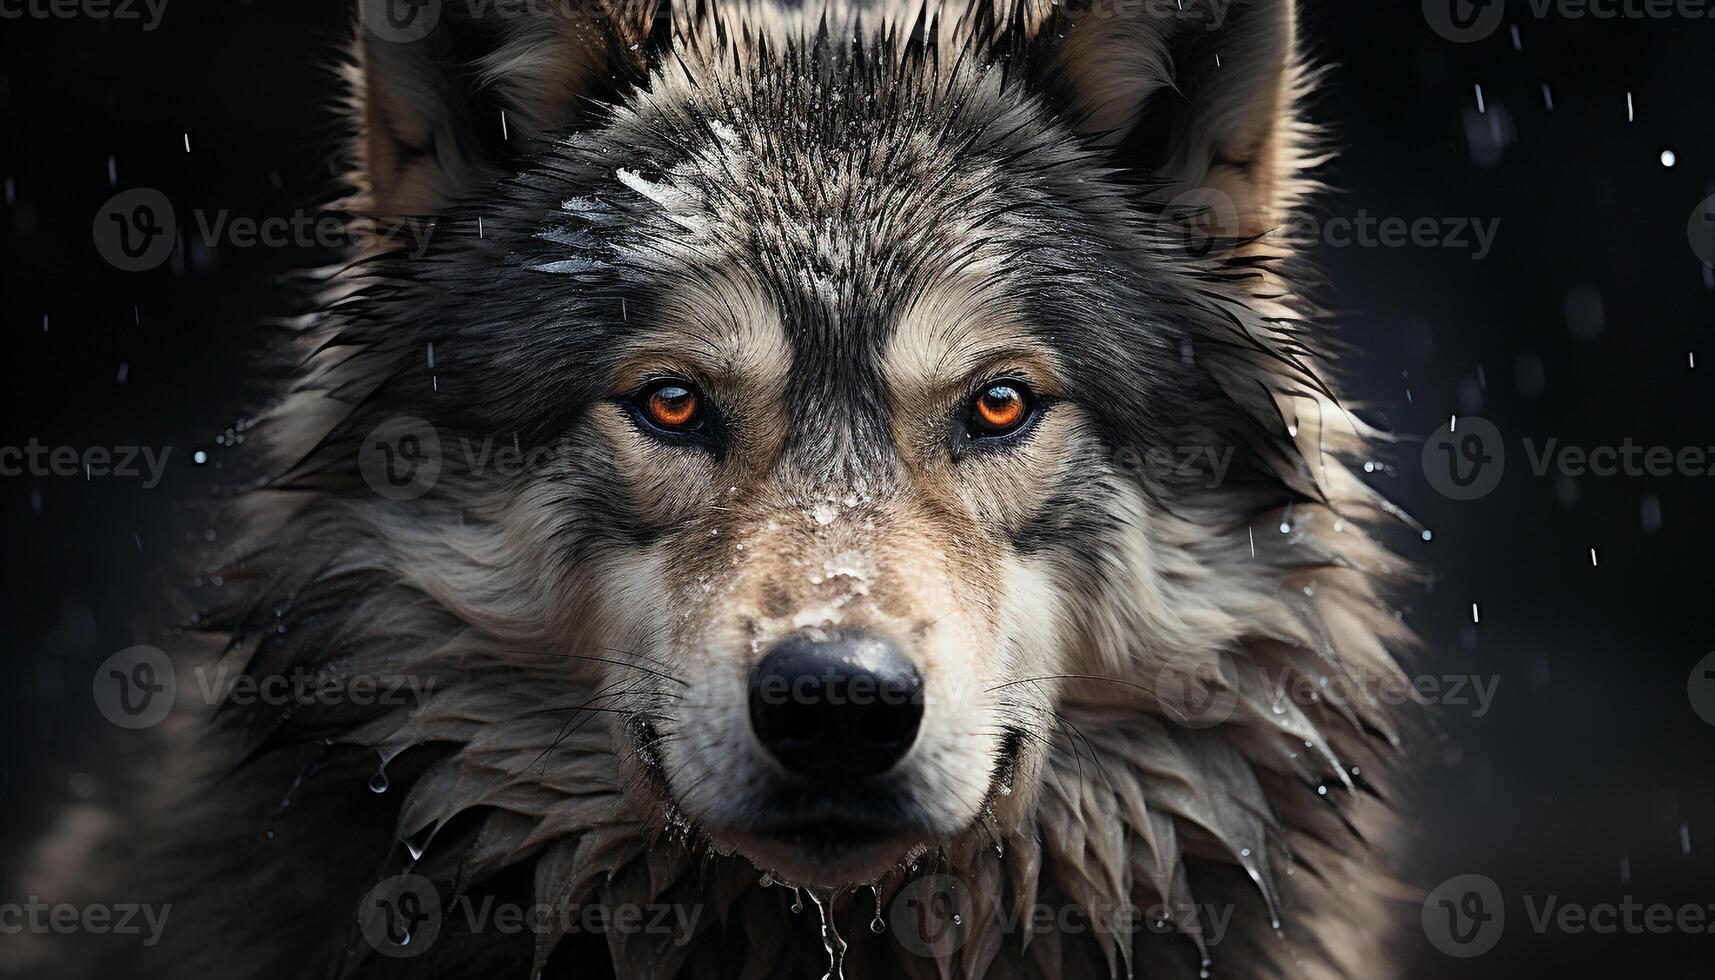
[988,673,1158,696]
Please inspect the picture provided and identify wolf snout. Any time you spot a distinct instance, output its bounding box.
[746,629,924,778]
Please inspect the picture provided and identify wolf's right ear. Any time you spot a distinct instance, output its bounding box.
[353,0,656,216]
[1029,0,1307,237]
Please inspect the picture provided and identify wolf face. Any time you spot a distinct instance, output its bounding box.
[8,2,1420,979]
[345,0,1316,891]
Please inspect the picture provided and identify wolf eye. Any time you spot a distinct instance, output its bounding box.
[646,384,700,428]
[631,379,708,438]
[641,381,699,430]
[966,382,1034,438]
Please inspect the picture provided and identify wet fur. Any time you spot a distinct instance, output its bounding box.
[6,1,1421,978]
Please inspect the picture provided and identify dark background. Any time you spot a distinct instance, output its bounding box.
[0,1,1710,976]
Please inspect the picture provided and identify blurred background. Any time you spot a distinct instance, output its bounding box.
[0,1,1710,975]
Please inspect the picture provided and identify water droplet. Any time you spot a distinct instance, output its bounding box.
[806,889,848,980]
[368,769,389,794]
[1662,148,1678,168]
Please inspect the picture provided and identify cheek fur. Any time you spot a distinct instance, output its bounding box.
[948,403,1090,539]
[594,404,722,528]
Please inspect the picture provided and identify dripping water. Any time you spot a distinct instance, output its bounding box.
[806,889,848,980]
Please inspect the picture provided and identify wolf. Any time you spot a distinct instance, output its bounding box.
[6,0,1422,977]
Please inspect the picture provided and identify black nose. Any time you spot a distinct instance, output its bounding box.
[748,630,925,778]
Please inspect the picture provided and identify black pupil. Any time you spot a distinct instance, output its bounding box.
[981,387,1020,427]
[653,387,695,422]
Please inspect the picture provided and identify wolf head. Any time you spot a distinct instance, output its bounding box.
[204,0,1417,975]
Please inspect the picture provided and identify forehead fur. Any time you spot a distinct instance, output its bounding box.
[393,36,1221,464]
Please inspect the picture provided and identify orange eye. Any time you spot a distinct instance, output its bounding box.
[969,382,1032,436]
[643,383,701,430]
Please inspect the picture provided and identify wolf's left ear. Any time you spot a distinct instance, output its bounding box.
[1034,0,1305,235]
[353,0,654,216]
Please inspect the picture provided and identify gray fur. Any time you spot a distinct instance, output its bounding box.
[5,1,1421,978]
